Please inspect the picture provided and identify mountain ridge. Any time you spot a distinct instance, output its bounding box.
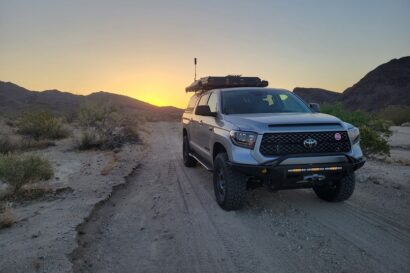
[2,56,409,116]
[293,56,410,111]
[0,81,183,121]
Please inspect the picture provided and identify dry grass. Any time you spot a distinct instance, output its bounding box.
[0,136,19,154]
[0,135,55,155]
[14,183,54,200]
[21,138,56,150]
[0,203,15,228]
[101,153,119,176]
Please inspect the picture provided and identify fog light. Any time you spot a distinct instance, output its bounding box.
[261,168,267,174]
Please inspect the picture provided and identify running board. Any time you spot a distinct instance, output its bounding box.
[189,152,213,172]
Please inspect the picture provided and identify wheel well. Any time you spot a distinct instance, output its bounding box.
[213,142,227,161]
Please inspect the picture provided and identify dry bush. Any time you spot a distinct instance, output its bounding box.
[77,103,141,150]
[17,111,69,140]
[0,203,15,228]
[16,182,53,200]
[63,110,78,124]
[0,154,53,194]
[77,129,102,150]
[0,136,19,154]
[5,120,15,127]
[378,105,410,125]
[0,135,55,154]
[20,138,56,150]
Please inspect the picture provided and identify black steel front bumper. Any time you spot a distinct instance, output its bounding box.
[227,155,365,190]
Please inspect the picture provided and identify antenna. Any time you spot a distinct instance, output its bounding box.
[194,58,197,81]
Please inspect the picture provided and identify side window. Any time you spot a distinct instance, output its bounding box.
[185,95,199,113]
[198,93,210,106]
[207,92,217,112]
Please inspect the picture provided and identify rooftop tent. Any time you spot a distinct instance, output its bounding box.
[185,76,268,92]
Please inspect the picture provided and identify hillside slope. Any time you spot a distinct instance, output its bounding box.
[292,56,410,112]
[293,87,342,104]
[342,56,410,111]
[0,82,182,121]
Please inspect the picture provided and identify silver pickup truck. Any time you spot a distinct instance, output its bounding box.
[182,76,365,210]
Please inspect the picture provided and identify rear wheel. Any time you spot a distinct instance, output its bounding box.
[213,153,247,210]
[183,135,197,167]
[313,173,356,202]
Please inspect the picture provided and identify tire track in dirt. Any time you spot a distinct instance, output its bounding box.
[69,122,410,273]
[168,124,328,273]
[283,191,410,272]
[69,163,141,271]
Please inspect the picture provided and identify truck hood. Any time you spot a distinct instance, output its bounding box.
[223,112,346,132]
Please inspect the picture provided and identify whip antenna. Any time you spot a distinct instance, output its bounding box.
[194,58,197,81]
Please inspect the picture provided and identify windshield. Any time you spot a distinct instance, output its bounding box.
[222,89,310,114]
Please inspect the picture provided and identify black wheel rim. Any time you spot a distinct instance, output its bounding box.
[216,169,226,201]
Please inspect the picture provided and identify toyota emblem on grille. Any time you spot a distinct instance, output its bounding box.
[303,138,318,149]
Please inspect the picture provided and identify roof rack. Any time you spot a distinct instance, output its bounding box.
[185,75,268,92]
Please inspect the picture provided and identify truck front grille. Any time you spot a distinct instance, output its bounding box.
[260,131,351,156]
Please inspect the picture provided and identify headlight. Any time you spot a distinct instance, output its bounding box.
[348,126,360,144]
[229,130,257,149]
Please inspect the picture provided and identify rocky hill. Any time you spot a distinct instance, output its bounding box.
[292,56,410,112]
[341,57,410,111]
[0,81,183,121]
[293,88,342,104]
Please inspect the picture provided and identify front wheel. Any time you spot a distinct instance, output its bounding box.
[213,153,247,210]
[313,173,356,202]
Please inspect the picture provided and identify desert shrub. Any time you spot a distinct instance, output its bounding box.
[0,136,18,154]
[20,138,56,151]
[378,105,410,125]
[17,111,69,140]
[0,154,53,193]
[77,129,103,150]
[76,103,141,150]
[63,110,78,124]
[321,103,391,156]
[78,103,118,127]
[0,203,15,228]
[120,115,141,143]
[5,120,15,127]
[0,136,55,154]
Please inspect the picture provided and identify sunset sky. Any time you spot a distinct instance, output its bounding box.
[1,0,409,108]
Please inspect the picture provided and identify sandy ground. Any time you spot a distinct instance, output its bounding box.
[0,132,145,273]
[1,122,409,273]
[69,122,410,273]
[388,126,410,165]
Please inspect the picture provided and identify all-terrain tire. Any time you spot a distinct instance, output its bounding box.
[183,135,197,167]
[213,153,247,210]
[313,173,356,202]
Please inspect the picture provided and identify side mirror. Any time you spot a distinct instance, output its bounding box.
[309,103,320,113]
[195,105,217,117]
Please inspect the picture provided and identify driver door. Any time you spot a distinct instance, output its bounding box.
[195,92,217,162]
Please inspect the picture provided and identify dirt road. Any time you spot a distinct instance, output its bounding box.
[71,122,410,273]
